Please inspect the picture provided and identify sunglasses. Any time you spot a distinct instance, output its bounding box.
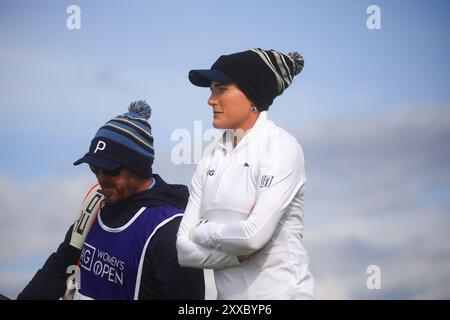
[89,164,122,177]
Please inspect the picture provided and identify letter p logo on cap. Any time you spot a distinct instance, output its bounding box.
[94,140,106,153]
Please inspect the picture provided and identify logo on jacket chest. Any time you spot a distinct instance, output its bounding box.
[260,175,274,188]
[81,242,125,286]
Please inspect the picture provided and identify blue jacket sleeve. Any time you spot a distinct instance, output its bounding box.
[139,216,205,300]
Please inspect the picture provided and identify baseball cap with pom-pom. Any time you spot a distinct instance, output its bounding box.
[74,100,154,177]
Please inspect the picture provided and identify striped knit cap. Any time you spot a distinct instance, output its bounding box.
[189,48,304,110]
[74,100,154,177]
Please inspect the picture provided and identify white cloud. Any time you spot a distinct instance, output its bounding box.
[0,175,95,262]
[0,175,95,298]
[301,105,450,299]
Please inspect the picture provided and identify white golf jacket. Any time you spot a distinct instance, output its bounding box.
[177,111,314,299]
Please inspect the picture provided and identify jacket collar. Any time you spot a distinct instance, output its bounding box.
[217,111,269,153]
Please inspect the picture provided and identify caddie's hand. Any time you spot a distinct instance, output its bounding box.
[70,184,105,249]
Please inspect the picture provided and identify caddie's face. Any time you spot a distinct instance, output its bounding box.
[208,81,255,130]
[94,167,143,203]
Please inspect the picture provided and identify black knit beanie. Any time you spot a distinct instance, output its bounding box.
[189,48,304,110]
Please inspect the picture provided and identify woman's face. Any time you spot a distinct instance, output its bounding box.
[208,81,255,130]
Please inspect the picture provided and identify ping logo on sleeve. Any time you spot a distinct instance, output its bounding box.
[260,175,274,188]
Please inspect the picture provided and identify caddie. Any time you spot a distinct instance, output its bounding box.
[18,101,205,300]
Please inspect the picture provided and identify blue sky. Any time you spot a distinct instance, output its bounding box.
[1,0,449,299]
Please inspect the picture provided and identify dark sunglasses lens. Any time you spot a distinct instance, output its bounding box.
[104,167,121,176]
[89,164,99,175]
[90,164,121,176]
